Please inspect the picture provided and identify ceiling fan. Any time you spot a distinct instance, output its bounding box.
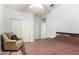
[49,4,54,7]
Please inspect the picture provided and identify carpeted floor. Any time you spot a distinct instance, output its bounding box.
[23,39,79,55]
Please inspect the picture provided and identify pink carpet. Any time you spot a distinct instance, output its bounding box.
[23,39,79,55]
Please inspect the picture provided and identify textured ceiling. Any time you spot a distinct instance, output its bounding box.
[4,4,54,16]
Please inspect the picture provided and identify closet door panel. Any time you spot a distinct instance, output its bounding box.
[10,19,21,37]
[21,20,30,42]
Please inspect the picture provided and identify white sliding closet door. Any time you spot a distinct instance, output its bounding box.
[10,18,21,37]
[10,18,33,42]
[21,20,30,42]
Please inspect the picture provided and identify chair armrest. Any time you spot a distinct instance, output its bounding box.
[5,40,16,42]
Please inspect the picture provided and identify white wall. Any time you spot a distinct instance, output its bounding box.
[46,4,79,38]
[4,7,34,42]
[0,5,5,34]
[33,15,41,39]
[4,7,33,31]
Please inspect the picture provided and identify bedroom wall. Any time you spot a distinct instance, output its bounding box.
[0,5,5,34]
[4,7,34,32]
[4,7,35,42]
[46,4,79,38]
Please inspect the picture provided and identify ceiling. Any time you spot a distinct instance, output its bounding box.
[4,4,55,16]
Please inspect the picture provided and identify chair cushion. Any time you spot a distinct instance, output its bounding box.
[6,32,14,39]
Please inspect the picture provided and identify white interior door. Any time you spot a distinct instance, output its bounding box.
[41,22,46,38]
[21,20,30,42]
[10,19,21,37]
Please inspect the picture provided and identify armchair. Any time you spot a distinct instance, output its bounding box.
[1,32,23,50]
